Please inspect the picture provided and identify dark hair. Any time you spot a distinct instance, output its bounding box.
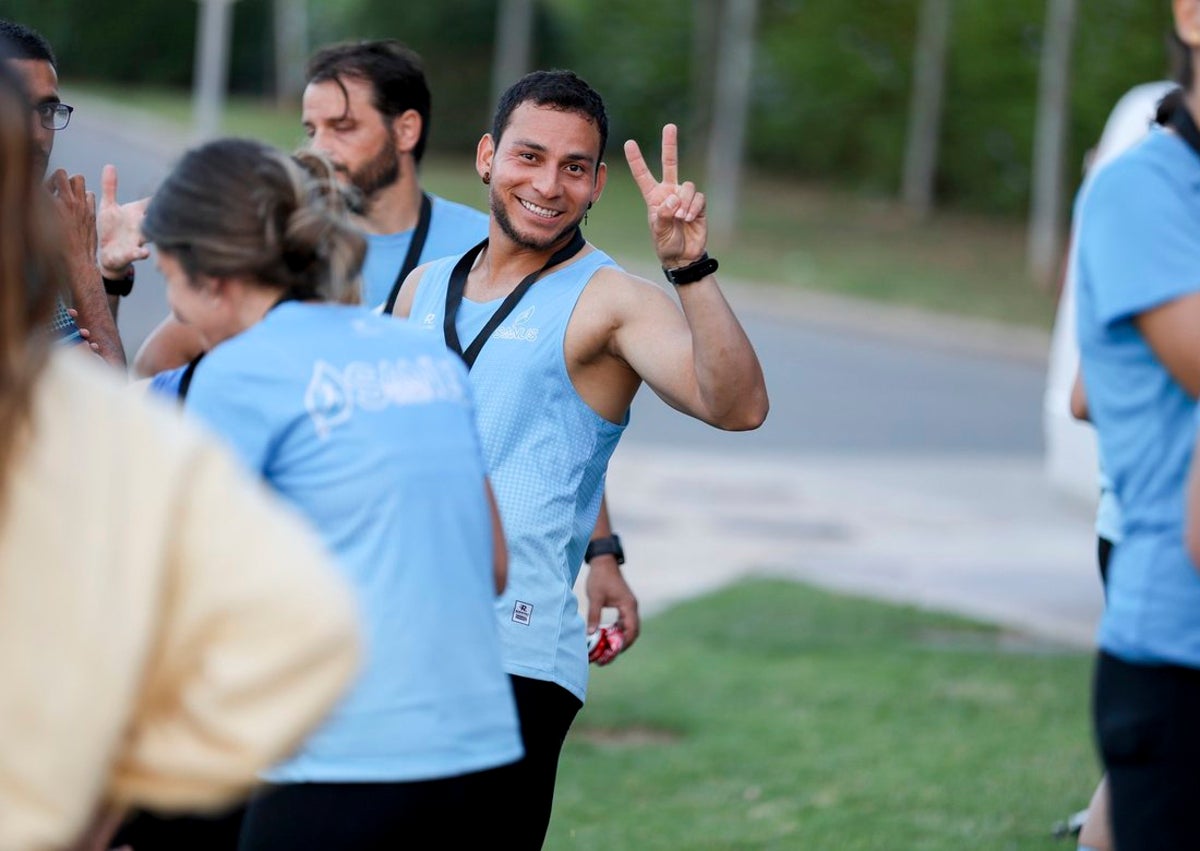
[492,70,608,164]
[1170,29,1194,91]
[306,40,431,163]
[0,20,55,67]
[142,138,366,305]
[0,61,58,508]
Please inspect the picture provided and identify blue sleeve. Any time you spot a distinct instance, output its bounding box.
[184,352,278,475]
[1080,156,1200,327]
[148,366,186,401]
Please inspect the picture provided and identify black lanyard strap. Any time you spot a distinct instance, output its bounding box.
[444,227,586,370]
[383,192,432,314]
[1167,97,1200,162]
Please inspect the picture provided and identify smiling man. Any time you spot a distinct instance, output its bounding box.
[391,69,769,847]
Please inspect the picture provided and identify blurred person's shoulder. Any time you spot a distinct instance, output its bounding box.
[1092,81,1178,172]
[1083,127,1197,221]
[430,194,487,229]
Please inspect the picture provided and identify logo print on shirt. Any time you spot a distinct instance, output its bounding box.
[304,362,352,438]
[421,312,437,329]
[512,601,533,626]
[494,306,539,342]
[303,356,468,439]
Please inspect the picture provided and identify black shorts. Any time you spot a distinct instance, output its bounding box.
[1094,650,1200,849]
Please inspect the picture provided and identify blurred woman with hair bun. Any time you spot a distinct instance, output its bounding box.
[139,137,522,850]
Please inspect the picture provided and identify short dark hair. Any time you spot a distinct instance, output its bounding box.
[306,40,431,163]
[0,20,56,67]
[492,70,608,165]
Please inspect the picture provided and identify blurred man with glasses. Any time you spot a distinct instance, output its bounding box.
[1,19,125,365]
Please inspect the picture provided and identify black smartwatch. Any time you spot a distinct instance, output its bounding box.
[103,266,135,297]
[663,253,719,286]
[585,533,625,565]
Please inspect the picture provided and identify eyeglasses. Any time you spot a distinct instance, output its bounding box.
[34,102,74,131]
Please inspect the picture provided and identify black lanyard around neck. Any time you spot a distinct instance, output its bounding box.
[444,227,586,370]
[1166,97,1200,160]
[383,192,433,314]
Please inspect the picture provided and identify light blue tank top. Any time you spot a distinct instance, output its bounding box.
[361,195,488,308]
[185,303,522,782]
[409,246,626,701]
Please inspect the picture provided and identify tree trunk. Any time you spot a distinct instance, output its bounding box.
[901,0,952,219]
[274,0,308,106]
[705,0,759,248]
[192,0,240,142]
[1028,0,1078,286]
[688,0,721,153]
[491,0,536,113]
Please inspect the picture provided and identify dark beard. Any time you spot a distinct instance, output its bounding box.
[490,187,584,252]
[348,132,400,202]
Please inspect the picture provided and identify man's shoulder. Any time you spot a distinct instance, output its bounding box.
[427,194,488,248]
[429,193,487,225]
[1089,129,1190,202]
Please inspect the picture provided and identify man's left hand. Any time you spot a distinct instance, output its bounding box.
[585,556,640,656]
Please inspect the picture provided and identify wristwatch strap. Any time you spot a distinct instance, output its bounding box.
[584,533,625,565]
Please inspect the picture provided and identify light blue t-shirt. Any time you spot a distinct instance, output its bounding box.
[1095,465,1123,545]
[360,194,488,308]
[1076,127,1200,667]
[185,302,522,782]
[409,247,626,702]
[148,364,187,399]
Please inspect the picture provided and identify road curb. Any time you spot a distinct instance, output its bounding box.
[616,258,1053,367]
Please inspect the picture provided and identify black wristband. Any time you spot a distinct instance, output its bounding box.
[585,533,625,565]
[103,267,134,297]
[663,253,718,286]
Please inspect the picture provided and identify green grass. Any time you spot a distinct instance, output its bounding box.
[548,579,1096,850]
[73,84,1058,329]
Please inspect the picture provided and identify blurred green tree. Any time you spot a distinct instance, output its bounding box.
[0,0,1179,215]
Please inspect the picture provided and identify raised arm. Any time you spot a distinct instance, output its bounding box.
[98,164,151,323]
[132,315,208,380]
[1133,292,1200,399]
[614,124,768,430]
[48,169,126,366]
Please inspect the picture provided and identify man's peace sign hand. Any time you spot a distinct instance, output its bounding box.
[624,123,707,269]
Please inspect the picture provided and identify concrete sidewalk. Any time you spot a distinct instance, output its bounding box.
[591,444,1101,650]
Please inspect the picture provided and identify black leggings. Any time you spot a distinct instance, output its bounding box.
[237,764,513,850]
[1094,651,1200,850]
[490,674,584,849]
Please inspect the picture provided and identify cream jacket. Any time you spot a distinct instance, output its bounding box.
[0,351,360,851]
